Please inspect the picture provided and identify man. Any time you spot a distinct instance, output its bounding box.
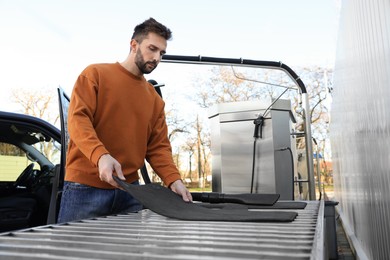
[58,18,192,223]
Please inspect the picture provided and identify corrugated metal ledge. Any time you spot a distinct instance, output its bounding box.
[0,200,324,260]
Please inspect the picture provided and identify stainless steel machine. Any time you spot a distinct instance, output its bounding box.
[209,99,297,200]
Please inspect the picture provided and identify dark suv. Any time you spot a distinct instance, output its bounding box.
[0,88,68,232]
[0,111,62,232]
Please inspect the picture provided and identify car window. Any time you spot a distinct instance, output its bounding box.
[30,138,61,166]
[0,142,36,181]
[0,138,60,182]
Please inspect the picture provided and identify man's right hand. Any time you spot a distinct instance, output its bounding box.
[98,154,125,188]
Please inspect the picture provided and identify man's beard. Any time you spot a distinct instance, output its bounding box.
[135,48,157,74]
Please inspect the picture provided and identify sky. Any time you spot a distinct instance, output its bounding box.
[0,0,341,112]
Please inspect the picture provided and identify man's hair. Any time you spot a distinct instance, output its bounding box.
[132,18,172,42]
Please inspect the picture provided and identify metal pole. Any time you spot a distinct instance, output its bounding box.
[303,93,315,200]
[316,144,322,199]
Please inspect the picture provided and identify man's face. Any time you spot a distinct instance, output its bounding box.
[134,33,167,74]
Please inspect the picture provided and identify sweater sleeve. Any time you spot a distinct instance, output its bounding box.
[68,73,109,167]
[146,108,182,187]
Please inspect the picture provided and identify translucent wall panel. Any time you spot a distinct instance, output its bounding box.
[331,0,390,259]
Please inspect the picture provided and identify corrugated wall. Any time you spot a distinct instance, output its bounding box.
[330,0,390,259]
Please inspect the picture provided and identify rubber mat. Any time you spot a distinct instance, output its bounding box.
[197,203,248,210]
[199,201,307,210]
[191,192,280,205]
[248,201,307,209]
[114,176,298,222]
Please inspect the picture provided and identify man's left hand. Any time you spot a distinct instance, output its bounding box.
[170,180,193,202]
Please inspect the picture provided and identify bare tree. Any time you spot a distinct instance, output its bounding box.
[165,107,188,142]
[195,115,212,188]
[11,87,60,161]
[175,114,212,188]
[12,88,59,125]
[293,66,333,155]
[181,137,196,182]
[196,66,296,108]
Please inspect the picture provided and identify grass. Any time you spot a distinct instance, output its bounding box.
[188,187,212,192]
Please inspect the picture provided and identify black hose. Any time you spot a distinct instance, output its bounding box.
[250,138,258,194]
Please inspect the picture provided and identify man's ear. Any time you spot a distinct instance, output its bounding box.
[130,39,138,52]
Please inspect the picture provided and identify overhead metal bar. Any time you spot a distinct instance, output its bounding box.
[162,55,307,93]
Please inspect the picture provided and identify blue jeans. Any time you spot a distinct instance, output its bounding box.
[57,181,143,223]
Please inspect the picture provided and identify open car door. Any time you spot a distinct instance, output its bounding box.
[46,87,70,224]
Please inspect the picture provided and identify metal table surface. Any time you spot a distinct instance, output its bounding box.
[0,200,324,260]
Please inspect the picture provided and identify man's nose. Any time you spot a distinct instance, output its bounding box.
[153,54,161,63]
[153,51,163,62]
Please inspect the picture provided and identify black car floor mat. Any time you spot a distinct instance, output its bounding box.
[198,201,307,210]
[114,177,298,222]
[191,192,280,205]
[248,201,307,209]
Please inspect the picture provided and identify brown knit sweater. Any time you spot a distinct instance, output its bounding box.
[65,62,181,189]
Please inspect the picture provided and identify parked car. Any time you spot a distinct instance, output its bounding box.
[0,110,62,232]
